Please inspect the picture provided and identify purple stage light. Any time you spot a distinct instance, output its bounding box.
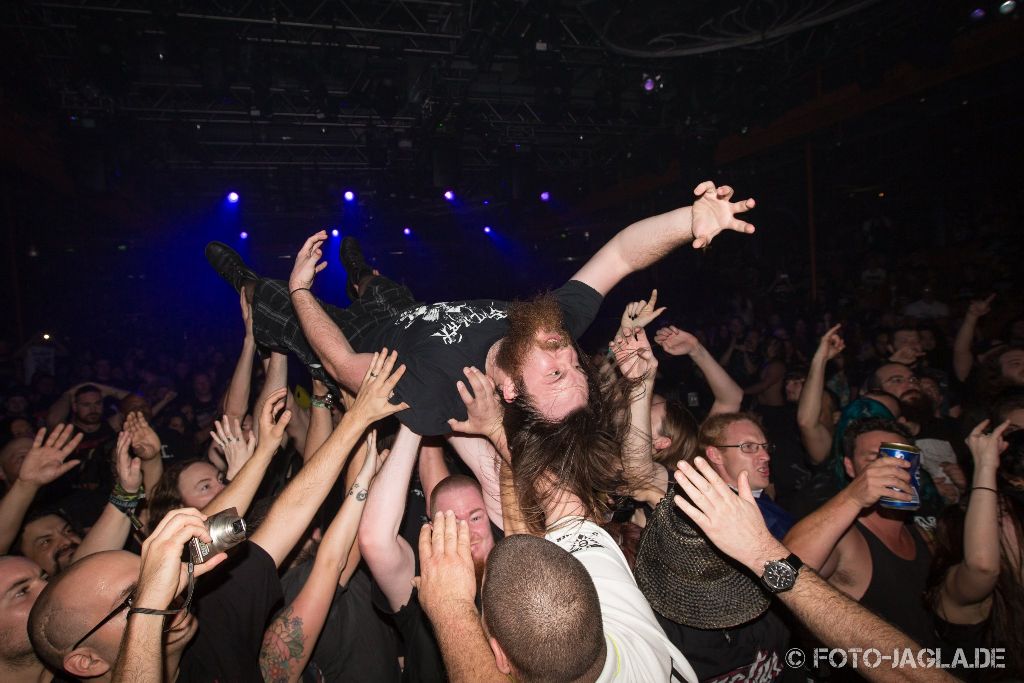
[331,229,340,237]
[540,191,551,202]
[240,231,249,239]
[970,7,986,19]
[643,78,656,92]
[443,190,455,201]
[343,190,355,202]
[403,227,412,236]
[227,191,239,203]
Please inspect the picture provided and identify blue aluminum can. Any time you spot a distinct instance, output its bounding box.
[878,442,921,511]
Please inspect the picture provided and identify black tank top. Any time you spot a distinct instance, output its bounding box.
[856,521,936,647]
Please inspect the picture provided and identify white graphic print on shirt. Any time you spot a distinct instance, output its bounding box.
[394,302,507,345]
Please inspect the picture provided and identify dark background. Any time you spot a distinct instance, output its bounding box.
[2,0,1022,356]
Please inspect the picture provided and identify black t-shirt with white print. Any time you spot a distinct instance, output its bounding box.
[355,280,604,436]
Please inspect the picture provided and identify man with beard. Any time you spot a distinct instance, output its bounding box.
[784,418,936,648]
[359,424,497,682]
[207,181,756,525]
[0,556,49,683]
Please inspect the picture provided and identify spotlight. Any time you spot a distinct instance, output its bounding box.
[227,191,240,203]
[970,7,986,19]
[403,227,412,236]
[483,226,492,234]
[443,190,455,201]
[1000,0,1016,14]
[483,200,490,206]
[343,190,355,202]
[642,73,662,93]
[539,191,551,202]
[42,333,51,340]
[331,229,340,237]
[240,231,249,239]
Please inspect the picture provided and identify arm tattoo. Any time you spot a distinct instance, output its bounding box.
[259,606,306,683]
[347,481,368,501]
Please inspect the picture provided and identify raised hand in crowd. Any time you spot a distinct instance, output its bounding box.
[0,425,82,554]
[798,324,845,464]
[448,366,507,458]
[114,431,142,495]
[344,349,410,425]
[620,289,666,332]
[655,324,744,414]
[209,416,256,481]
[124,411,161,462]
[612,324,658,385]
[288,230,329,293]
[654,325,701,357]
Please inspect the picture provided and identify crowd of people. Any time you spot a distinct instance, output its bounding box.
[0,180,1021,682]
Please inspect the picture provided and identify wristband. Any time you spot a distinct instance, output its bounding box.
[311,392,335,409]
[972,486,999,494]
[110,483,145,530]
[290,287,311,296]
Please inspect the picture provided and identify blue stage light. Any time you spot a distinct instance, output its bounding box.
[403,227,412,236]
[483,226,492,234]
[444,190,455,201]
[227,191,239,203]
[343,190,355,202]
[540,191,551,202]
[331,229,340,237]
[240,231,249,239]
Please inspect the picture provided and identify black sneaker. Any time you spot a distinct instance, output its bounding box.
[205,241,260,292]
[340,236,373,299]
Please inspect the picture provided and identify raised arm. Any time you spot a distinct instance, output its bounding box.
[611,325,668,493]
[253,350,408,568]
[222,288,258,420]
[798,325,844,465]
[673,459,954,683]
[938,420,1006,613]
[303,379,335,462]
[655,325,743,414]
[288,231,374,393]
[570,182,755,296]
[953,295,993,382]
[358,423,422,610]
[783,457,912,577]
[0,426,81,553]
[72,432,140,562]
[122,412,164,495]
[260,434,380,683]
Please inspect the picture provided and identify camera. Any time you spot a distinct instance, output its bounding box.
[188,507,247,564]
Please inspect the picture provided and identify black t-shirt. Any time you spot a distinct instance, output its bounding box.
[657,607,791,683]
[371,586,446,683]
[355,280,604,435]
[281,563,401,682]
[178,542,284,683]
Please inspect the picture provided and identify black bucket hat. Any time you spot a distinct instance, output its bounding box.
[634,486,770,629]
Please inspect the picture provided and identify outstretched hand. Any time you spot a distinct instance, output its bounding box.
[447,366,505,446]
[620,290,666,332]
[210,415,257,480]
[966,294,995,320]
[124,411,162,462]
[690,182,756,249]
[412,511,477,619]
[673,457,785,574]
[136,508,227,610]
[654,325,701,357]
[965,419,1010,472]
[346,349,410,426]
[16,425,83,487]
[256,388,292,454]
[289,231,329,292]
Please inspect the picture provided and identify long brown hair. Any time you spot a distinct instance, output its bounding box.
[503,338,648,534]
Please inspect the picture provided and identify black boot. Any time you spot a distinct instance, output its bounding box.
[205,241,260,293]
[340,236,373,299]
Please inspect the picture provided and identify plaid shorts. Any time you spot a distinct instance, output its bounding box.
[252,276,418,390]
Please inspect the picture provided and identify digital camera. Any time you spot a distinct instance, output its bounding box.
[188,507,246,564]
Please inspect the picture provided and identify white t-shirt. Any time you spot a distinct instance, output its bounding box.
[546,518,698,683]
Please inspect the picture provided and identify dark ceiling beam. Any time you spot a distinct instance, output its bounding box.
[715,19,1024,164]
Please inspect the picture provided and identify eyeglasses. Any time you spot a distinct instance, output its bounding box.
[71,593,134,651]
[713,442,775,455]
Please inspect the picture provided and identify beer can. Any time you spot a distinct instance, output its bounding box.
[878,442,921,511]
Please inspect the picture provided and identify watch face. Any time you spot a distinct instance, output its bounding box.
[763,560,796,592]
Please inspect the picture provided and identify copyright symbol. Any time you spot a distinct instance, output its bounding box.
[785,648,806,668]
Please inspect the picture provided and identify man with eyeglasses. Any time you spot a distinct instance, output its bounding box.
[695,412,794,540]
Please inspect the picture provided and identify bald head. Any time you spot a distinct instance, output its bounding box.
[29,551,139,672]
[482,535,605,682]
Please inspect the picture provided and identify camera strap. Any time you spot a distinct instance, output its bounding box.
[127,561,197,620]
